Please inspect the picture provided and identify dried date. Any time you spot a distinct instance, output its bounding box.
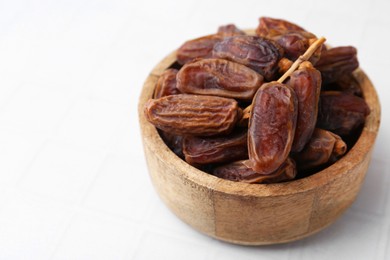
[315,46,359,84]
[287,62,321,152]
[217,24,246,36]
[273,31,322,64]
[256,17,322,64]
[317,91,370,136]
[177,34,223,65]
[183,130,247,165]
[213,160,259,182]
[144,94,240,136]
[159,130,184,158]
[213,157,296,183]
[176,58,263,101]
[256,17,306,37]
[246,82,298,174]
[212,35,283,81]
[293,128,347,171]
[154,69,180,98]
[322,73,362,96]
[336,74,362,96]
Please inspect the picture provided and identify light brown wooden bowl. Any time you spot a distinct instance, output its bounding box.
[138,45,381,245]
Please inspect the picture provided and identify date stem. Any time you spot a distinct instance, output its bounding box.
[239,36,326,125]
[277,37,326,83]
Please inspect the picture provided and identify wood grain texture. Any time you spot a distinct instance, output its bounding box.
[138,33,381,245]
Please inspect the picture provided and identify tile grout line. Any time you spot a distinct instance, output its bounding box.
[49,98,78,138]
[47,207,80,260]
[0,81,25,114]
[14,139,50,187]
[78,154,111,207]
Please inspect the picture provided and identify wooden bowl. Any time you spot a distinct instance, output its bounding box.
[138,46,381,245]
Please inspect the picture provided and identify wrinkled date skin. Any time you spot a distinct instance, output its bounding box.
[256,17,322,64]
[247,82,298,174]
[158,130,184,159]
[213,160,261,182]
[323,73,362,96]
[287,62,321,152]
[336,74,362,96]
[183,130,248,165]
[176,58,264,101]
[273,32,310,61]
[293,128,347,171]
[217,24,246,36]
[144,94,240,136]
[153,69,180,99]
[256,17,306,37]
[177,34,223,65]
[213,157,296,184]
[273,31,322,64]
[315,46,359,84]
[317,91,370,136]
[212,35,283,81]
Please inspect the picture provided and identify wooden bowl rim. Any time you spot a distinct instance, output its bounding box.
[139,42,381,198]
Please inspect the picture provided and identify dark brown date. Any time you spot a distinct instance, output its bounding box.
[213,160,259,182]
[260,157,296,184]
[273,31,322,64]
[317,91,370,136]
[217,24,246,36]
[323,73,362,96]
[315,46,359,84]
[247,82,298,174]
[256,17,322,64]
[213,157,296,183]
[336,73,363,97]
[176,58,263,101]
[287,62,321,152]
[212,35,283,81]
[159,130,184,158]
[293,128,347,171]
[256,17,306,37]
[273,31,311,61]
[177,34,223,65]
[154,69,180,99]
[144,94,240,136]
[336,74,362,96]
[183,130,248,165]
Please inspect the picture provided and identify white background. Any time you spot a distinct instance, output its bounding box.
[0,0,389,259]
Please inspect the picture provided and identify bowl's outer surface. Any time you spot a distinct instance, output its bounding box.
[138,42,381,245]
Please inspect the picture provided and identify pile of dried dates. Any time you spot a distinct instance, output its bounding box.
[144,17,370,184]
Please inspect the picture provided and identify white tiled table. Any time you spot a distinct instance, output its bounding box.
[0,0,389,259]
